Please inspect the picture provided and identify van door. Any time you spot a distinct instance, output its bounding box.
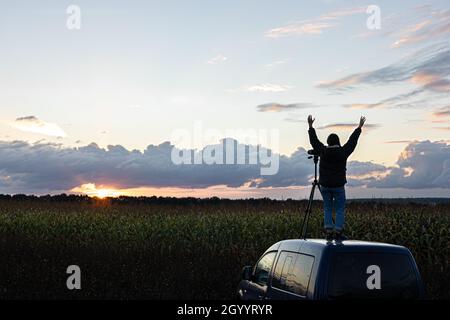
[244,251,277,300]
[269,251,315,300]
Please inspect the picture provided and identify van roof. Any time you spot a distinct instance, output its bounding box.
[266,238,409,255]
[303,239,405,248]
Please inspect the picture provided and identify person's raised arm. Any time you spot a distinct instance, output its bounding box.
[308,115,324,152]
[343,116,365,157]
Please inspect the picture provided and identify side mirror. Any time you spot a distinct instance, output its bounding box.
[242,266,253,281]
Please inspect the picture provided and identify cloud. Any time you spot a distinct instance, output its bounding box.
[11,116,67,137]
[0,139,447,195]
[257,103,317,113]
[316,123,380,130]
[266,21,335,38]
[368,141,450,189]
[432,105,450,117]
[346,161,387,176]
[0,139,267,193]
[343,88,425,110]
[318,44,450,115]
[245,84,293,92]
[422,78,450,92]
[410,71,440,85]
[317,45,450,92]
[344,102,384,110]
[71,183,121,198]
[410,71,450,92]
[391,20,433,48]
[207,54,227,64]
[391,9,450,48]
[354,6,450,48]
[346,161,390,187]
[317,73,368,90]
[266,6,365,38]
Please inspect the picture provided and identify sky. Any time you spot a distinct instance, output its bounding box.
[0,0,449,198]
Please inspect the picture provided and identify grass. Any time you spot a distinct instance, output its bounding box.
[0,197,449,299]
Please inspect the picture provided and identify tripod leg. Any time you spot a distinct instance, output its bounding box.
[301,182,317,238]
[303,183,317,239]
[300,201,309,238]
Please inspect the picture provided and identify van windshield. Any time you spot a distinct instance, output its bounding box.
[328,252,420,299]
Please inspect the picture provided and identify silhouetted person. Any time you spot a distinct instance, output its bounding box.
[308,115,366,241]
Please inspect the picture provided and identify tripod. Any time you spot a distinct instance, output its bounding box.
[300,154,320,239]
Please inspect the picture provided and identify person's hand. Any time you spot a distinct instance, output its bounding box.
[308,115,315,128]
[358,116,366,129]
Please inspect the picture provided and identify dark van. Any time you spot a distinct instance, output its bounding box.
[237,239,425,300]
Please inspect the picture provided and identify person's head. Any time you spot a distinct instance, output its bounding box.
[327,133,341,146]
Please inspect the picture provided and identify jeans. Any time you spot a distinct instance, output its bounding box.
[320,186,346,231]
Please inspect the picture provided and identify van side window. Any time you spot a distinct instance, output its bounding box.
[328,252,419,299]
[272,251,315,296]
[253,251,277,286]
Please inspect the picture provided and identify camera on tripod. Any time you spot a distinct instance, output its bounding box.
[307,149,320,156]
[307,149,320,163]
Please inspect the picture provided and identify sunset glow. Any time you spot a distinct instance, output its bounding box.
[71,184,120,198]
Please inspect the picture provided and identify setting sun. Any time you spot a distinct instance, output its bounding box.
[96,189,119,198]
[71,183,120,198]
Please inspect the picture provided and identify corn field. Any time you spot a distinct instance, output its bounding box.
[0,196,448,299]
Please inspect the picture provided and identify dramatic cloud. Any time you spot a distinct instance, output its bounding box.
[247,148,315,188]
[0,138,448,195]
[346,161,390,187]
[368,141,450,189]
[0,139,268,193]
[266,7,365,38]
[11,116,67,137]
[257,103,317,113]
[347,161,387,176]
